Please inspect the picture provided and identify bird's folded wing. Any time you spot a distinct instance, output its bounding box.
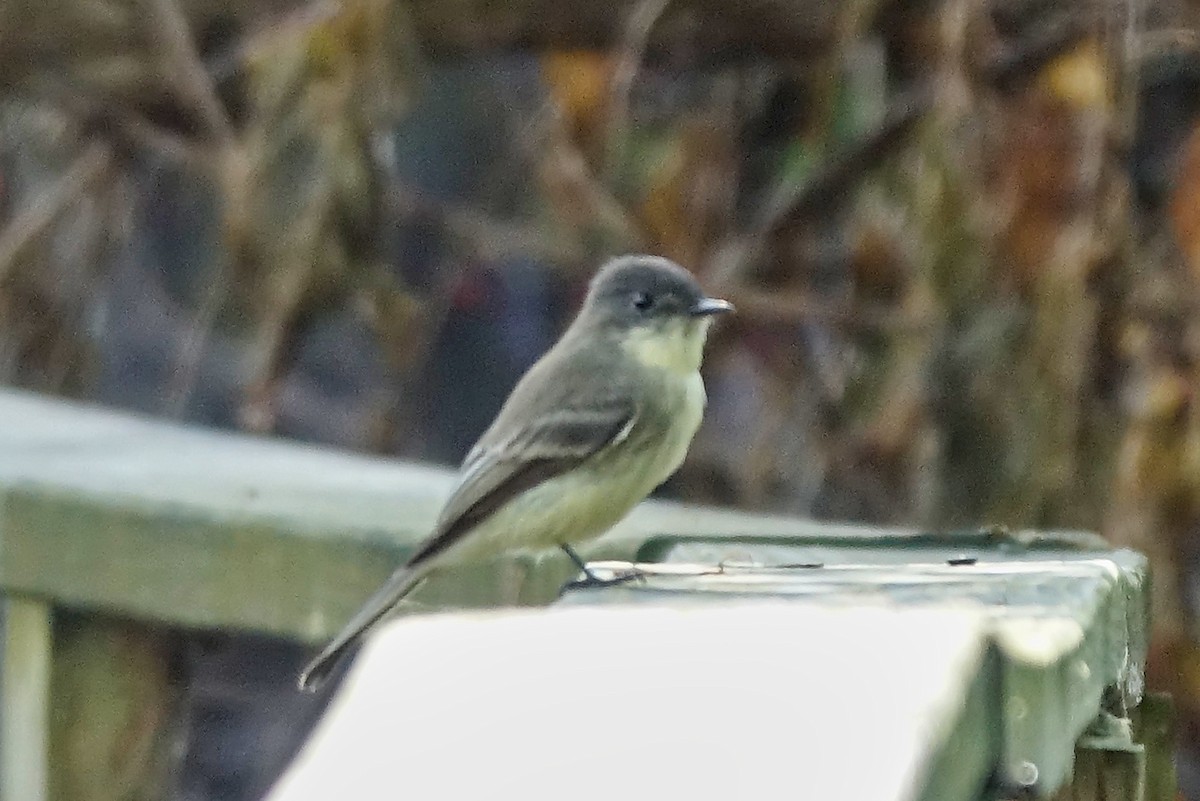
[405,400,638,567]
[298,401,635,690]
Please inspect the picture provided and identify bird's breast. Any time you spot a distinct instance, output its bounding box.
[447,369,707,561]
[632,368,706,484]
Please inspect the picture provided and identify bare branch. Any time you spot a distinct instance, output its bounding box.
[113,111,215,170]
[32,76,215,172]
[759,86,932,234]
[389,182,586,264]
[604,0,672,177]
[205,0,342,81]
[144,0,236,145]
[1133,28,1200,61]
[0,142,112,284]
[535,102,646,247]
[705,87,931,286]
[979,13,1090,93]
[725,285,937,333]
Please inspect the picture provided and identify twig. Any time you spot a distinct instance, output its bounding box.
[388,181,585,264]
[604,0,672,178]
[145,0,236,145]
[162,253,230,418]
[110,111,214,171]
[980,13,1090,93]
[205,0,342,81]
[705,87,931,286]
[1133,28,1200,61]
[759,86,931,234]
[538,102,646,247]
[33,78,214,172]
[0,142,112,285]
[726,285,937,333]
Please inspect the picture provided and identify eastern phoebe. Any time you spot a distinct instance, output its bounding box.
[298,255,733,690]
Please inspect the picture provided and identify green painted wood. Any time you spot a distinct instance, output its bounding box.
[1054,746,1145,801]
[557,535,1152,799]
[0,596,50,801]
[0,389,828,641]
[1,487,403,643]
[0,389,1163,801]
[1134,694,1177,801]
[911,640,1003,801]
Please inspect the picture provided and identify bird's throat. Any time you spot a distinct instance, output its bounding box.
[620,319,711,375]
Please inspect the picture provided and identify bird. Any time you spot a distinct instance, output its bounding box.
[298,254,733,691]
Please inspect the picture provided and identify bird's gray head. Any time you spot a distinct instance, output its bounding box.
[576,255,734,373]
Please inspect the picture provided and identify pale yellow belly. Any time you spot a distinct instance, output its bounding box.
[439,371,705,565]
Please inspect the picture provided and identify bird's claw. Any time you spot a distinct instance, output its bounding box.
[558,544,646,590]
[567,567,645,590]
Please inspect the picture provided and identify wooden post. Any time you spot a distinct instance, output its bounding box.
[1055,713,1152,801]
[1,596,51,801]
[1135,693,1177,801]
[1055,745,1146,801]
[47,613,182,801]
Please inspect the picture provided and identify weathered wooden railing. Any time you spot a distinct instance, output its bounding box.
[0,388,826,801]
[0,389,1170,800]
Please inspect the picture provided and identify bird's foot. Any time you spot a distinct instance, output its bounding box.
[559,544,645,590]
[566,567,645,590]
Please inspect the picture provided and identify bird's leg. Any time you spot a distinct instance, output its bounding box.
[560,543,600,580]
[559,544,643,589]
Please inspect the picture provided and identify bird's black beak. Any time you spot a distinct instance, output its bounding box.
[690,297,735,317]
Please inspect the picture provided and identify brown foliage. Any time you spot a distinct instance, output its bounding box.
[4,0,1200,749]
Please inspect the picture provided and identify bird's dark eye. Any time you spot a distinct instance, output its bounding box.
[632,292,655,311]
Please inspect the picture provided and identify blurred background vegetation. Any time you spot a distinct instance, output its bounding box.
[4,0,1200,796]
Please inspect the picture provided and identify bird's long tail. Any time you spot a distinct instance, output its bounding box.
[298,564,428,692]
